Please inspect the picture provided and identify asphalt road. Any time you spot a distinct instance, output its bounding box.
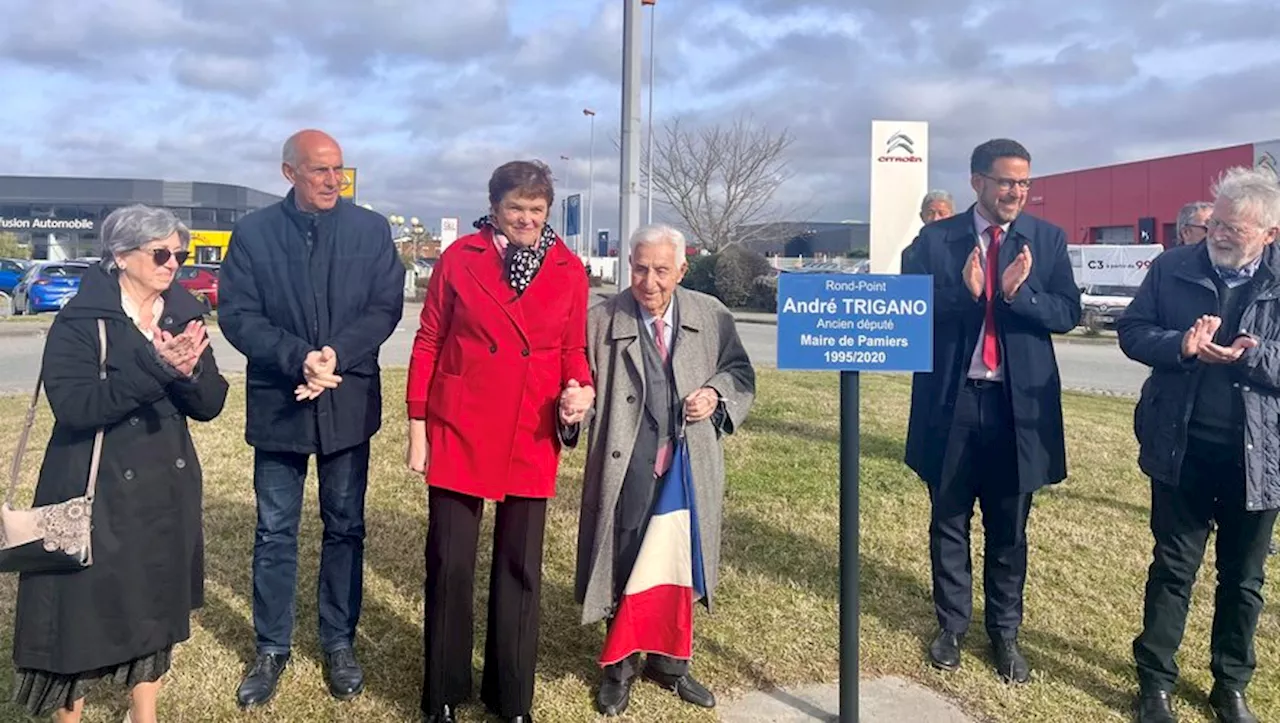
[0,315,1149,399]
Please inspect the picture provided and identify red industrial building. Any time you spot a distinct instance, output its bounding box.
[1027,139,1280,247]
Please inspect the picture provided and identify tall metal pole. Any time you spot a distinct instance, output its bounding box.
[645,1,656,225]
[585,109,596,260]
[619,0,643,290]
[840,370,861,722]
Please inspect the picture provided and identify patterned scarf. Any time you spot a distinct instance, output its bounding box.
[473,215,557,294]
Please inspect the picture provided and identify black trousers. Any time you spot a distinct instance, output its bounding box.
[421,487,547,718]
[929,380,1033,639]
[1133,439,1279,693]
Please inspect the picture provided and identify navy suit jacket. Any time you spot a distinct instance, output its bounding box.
[900,204,1082,493]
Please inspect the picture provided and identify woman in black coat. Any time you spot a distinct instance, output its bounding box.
[9,205,228,723]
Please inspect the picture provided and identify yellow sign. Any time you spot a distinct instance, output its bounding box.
[340,167,357,199]
[188,229,232,265]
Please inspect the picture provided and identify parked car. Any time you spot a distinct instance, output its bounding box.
[175,263,221,311]
[0,258,31,295]
[1080,283,1138,331]
[11,261,90,314]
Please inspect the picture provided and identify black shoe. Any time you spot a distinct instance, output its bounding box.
[597,674,634,716]
[422,704,457,723]
[1135,690,1177,723]
[644,670,716,708]
[236,652,289,709]
[991,636,1031,684]
[324,647,365,701]
[928,630,963,672]
[1209,685,1258,723]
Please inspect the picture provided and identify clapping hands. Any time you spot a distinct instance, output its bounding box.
[1182,315,1257,364]
[152,320,209,377]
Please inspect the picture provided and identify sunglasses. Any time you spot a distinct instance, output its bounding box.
[141,248,190,266]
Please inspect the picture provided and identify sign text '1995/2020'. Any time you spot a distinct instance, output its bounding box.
[823,350,887,364]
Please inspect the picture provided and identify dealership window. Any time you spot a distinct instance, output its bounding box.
[170,207,192,223]
[191,208,216,225]
[54,206,81,220]
[0,205,29,218]
[28,206,52,218]
[1094,226,1135,244]
[217,208,237,224]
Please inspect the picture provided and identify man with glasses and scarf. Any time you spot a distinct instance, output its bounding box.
[218,129,405,709]
[901,138,1081,685]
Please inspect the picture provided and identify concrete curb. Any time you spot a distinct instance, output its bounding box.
[717,677,976,723]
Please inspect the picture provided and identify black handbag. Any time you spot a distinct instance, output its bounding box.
[0,319,106,573]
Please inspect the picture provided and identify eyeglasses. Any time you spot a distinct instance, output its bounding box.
[303,165,352,187]
[1209,218,1254,237]
[980,174,1033,191]
[141,248,189,266]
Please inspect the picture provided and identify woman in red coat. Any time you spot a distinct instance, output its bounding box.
[406,160,594,723]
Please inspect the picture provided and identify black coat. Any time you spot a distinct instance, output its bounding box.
[12,265,228,674]
[218,191,405,455]
[901,206,1082,494]
[1117,242,1280,511]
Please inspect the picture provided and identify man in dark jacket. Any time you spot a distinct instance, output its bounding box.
[901,138,1081,684]
[219,129,405,708]
[1118,165,1280,723]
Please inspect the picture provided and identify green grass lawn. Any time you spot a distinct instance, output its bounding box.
[0,369,1276,722]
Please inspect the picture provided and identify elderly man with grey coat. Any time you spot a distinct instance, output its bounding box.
[572,224,755,718]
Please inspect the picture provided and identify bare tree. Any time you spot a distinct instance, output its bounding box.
[645,115,797,252]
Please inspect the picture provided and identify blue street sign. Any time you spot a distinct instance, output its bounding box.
[776,273,933,372]
[565,194,581,236]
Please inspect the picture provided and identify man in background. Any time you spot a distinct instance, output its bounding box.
[1176,201,1213,246]
[920,190,955,225]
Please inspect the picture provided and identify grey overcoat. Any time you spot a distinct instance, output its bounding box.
[575,287,756,625]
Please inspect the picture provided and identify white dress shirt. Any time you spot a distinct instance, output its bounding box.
[639,296,675,352]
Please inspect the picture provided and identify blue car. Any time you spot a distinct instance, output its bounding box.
[12,261,90,314]
[0,258,29,295]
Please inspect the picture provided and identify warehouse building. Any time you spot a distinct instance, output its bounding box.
[0,175,282,262]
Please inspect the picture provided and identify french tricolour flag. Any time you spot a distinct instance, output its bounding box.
[599,438,706,666]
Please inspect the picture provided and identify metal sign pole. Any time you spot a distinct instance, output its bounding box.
[839,370,860,722]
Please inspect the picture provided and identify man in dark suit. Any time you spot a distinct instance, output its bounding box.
[901,138,1081,683]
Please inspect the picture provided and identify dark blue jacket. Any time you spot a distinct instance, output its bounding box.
[1117,242,1280,511]
[218,191,404,455]
[901,205,1082,494]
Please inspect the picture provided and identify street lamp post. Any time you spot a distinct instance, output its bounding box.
[560,154,573,254]
[583,108,596,259]
[643,0,656,225]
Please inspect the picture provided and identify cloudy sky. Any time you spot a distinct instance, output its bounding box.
[3,0,1280,237]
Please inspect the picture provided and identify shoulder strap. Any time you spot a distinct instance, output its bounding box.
[5,319,108,506]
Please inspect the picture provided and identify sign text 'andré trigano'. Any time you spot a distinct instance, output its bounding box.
[776,274,933,373]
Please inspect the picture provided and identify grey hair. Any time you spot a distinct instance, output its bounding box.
[1175,201,1213,236]
[630,223,686,259]
[282,133,301,167]
[920,189,954,213]
[100,204,191,272]
[1211,166,1280,229]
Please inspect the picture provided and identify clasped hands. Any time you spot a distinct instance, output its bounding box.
[964,244,1033,301]
[558,380,595,425]
[295,346,341,401]
[151,320,209,377]
[1182,315,1257,364]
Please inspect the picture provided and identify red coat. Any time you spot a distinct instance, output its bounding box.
[407,228,592,500]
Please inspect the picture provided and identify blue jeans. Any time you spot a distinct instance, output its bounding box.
[252,443,370,655]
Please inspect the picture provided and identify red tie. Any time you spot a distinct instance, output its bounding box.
[653,318,673,477]
[982,226,1002,371]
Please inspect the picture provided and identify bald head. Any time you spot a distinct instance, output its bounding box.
[281,129,345,212]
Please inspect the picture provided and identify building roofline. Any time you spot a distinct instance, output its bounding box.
[0,173,279,195]
[1037,139,1280,179]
